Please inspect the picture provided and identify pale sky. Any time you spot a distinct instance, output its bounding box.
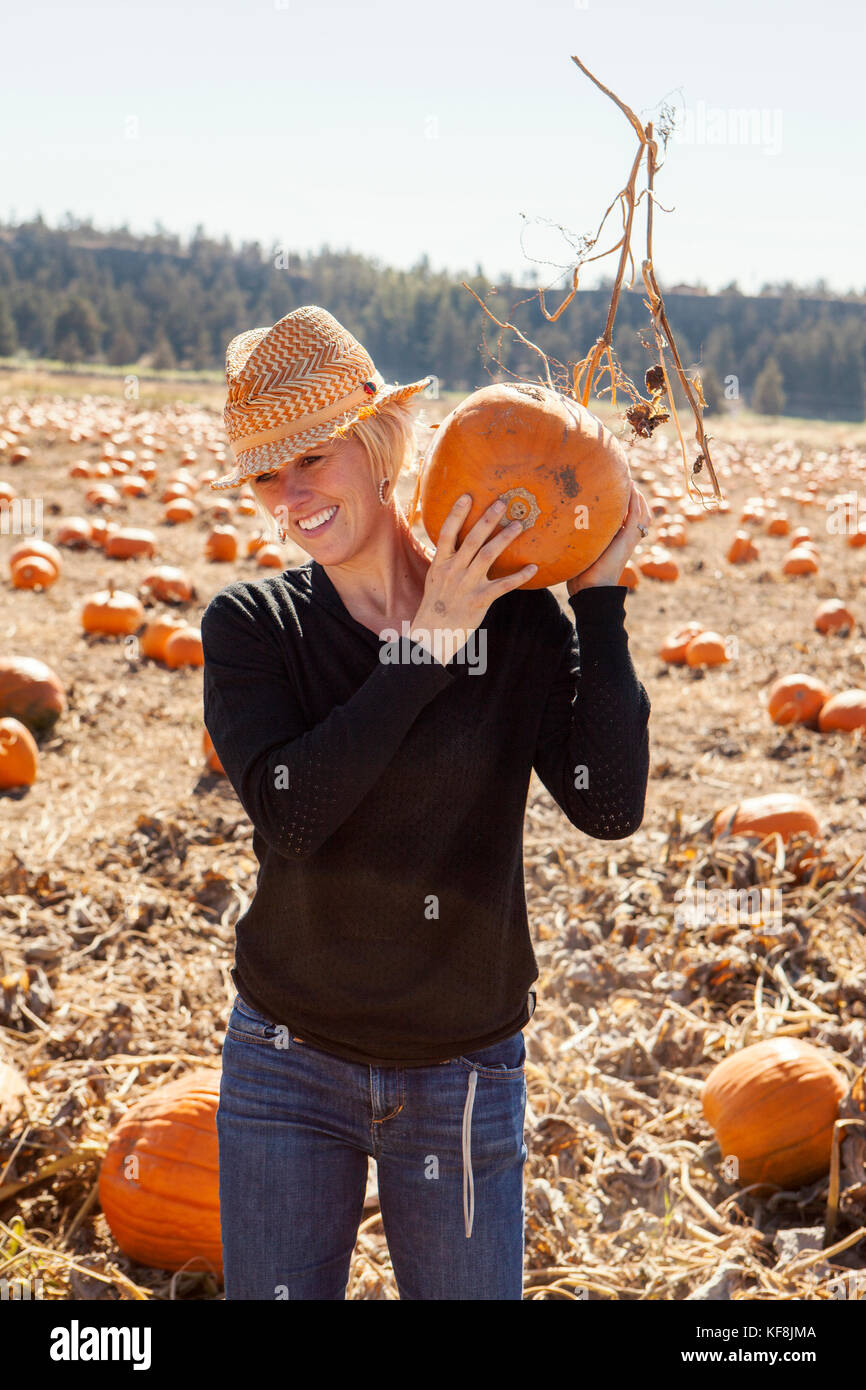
[2,0,862,295]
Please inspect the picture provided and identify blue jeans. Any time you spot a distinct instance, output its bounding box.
[217,992,528,1300]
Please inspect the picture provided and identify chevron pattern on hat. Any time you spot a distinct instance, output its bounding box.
[224,307,375,446]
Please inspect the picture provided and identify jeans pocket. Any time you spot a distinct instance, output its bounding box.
[225,992,281,1046]
[458,1029,526,1079]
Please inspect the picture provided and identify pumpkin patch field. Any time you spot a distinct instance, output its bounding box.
[1,371,866,1301]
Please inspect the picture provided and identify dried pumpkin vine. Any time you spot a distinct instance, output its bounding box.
[461,55,723,509]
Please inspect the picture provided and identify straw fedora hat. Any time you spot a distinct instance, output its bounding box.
[211,305,434,490]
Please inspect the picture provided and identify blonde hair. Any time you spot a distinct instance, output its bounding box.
[249,398,424,541]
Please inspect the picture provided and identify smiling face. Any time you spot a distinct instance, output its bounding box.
[249,435,385,561]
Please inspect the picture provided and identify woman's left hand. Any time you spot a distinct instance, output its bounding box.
[566,482,650,595]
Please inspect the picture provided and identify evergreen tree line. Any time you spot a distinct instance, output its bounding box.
[0,216,863,419]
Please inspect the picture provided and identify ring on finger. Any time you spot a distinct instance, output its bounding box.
[637,523,649,536]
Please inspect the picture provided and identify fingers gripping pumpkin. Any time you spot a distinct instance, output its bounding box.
[410,383,632,589]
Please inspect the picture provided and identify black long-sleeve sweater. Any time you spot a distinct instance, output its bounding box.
[200,559,650,1065]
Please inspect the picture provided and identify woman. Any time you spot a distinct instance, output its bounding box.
[201,304,651,1301]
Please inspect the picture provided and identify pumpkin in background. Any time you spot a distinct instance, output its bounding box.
[637,548,679,582]
[659,622,704,665]
[684,631,729,668]
[140,566,195,605]
[140,616,188,663]
[8,538,62,578]
[104,528,157,560]
[98,1069,222,1277]
[55,517,92,549]
[817,689,866,732]
[726,531,759,564]
[255,543,285,569]
[162,626,204,669]
[0,657,66,735]
[766,673,832,728]
[163,498,197,525]
[713,792,822,844]
[204,525,239,563]
[617,563,639,590]
[765,514,790,536]
[783,547,819,576]
[814,599,854,635]
[411,383,632,590]
[81,584,145,636]
[10,555,59,590]
[84,482,122,509]
[0,717,39,788]
[702,1038,847,1189]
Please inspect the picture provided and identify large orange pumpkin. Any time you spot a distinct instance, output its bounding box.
[98,1069,222,1276]
[817,689,866,732]
[766,674,832,728]
[702,1038,847,1189]
[0,657,66,735]
[713,792,822,844]
[411,383,632,589]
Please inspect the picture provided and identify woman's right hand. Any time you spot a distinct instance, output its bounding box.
[409,494,537,663]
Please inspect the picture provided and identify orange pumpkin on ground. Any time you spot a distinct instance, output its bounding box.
[140,616,188,663]
[712,792,822,844]
[814,599,854,635]
[617,563,639,590]
[0,717,39,788]
[702,1038,847,1190]
[684,631,729,668]
[140,566,195,605]
[84,482,122,508]
[783,547,819,576]
[817,690,866,733]
[55,517,92,548]
[98,1069,222,1276]
[81,585,145,636]
[255,544,285,569]
[765,515,790,536]
[659,622,704,665]
[163,498,197,524]
[11,555,59,590]
[767,674,832,728]
[8,538,62,576]
[162,627,204,668]
[0,657,65,735]
[726,531,758,564]
[411,383,632,590]
[637,548,679,582]
[105,528,157,560]
[204,526,239,562]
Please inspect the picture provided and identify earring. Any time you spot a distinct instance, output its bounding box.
[277,526,287,542]
[378,477,390,505]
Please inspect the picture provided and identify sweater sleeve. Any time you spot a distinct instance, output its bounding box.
[201,589,455,859]
[532,585,650,839]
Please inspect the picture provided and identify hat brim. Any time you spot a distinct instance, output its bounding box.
[210,376,434,490]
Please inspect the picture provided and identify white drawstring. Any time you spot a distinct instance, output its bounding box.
[462,1069,478,1238]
